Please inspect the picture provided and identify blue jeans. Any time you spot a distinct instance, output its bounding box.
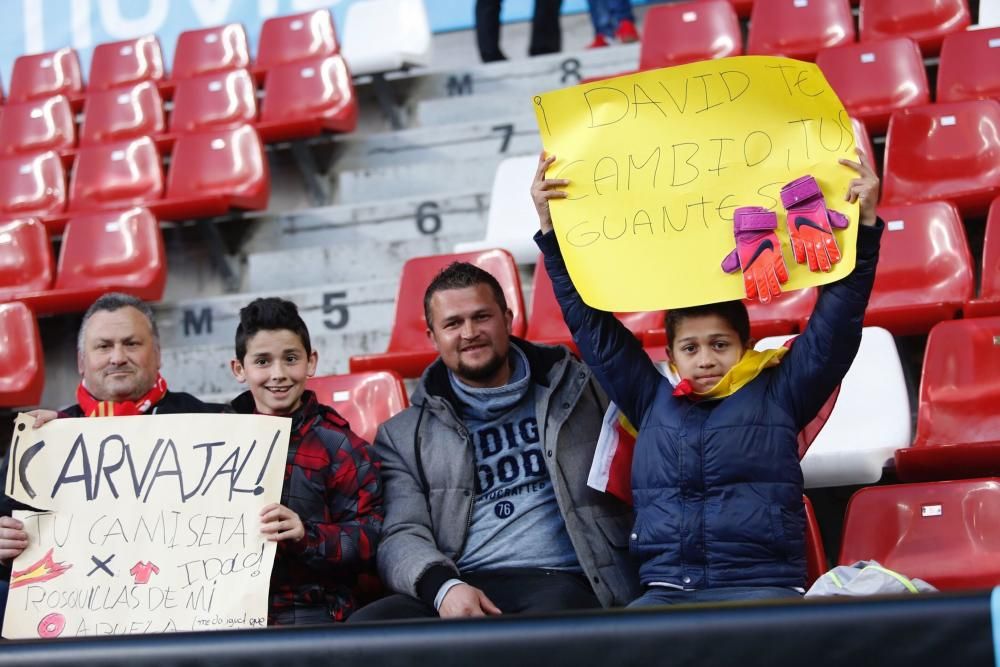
[628,586,803,608]
[587,0,635,37]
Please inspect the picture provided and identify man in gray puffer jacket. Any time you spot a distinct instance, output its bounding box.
[350,262,637,621]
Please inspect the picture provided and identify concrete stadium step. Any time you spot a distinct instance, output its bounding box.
[334,155,523,204]
[395,43,640,108]
[240,192,489,258]
[330,116,542,171]
[417,93,541,127]
[152,279,398,351]
[160,328,393,399]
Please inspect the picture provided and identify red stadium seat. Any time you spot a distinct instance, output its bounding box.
[8,48,83,104]
[169,69,257,135]
[526,256,662,351]
[255,10,340,74]
[171,24,250,81]
[0,301,44,406]
[863,202,974,336]
[894,317,1000,482]
[966,197,1000,318]
[158,124,269,219]
[851,116,876,173]
[746,0,855,61]
[306,370,409,444]
[706,0,754,18]
[803,495,827,588]
[839,479,1000,590]
[638,0,742,70]
[936,27,1000,104]
[0,151,67,223]
[256,56,357,142]
[349,249,526,377]
[78,81,165,146]
[88,36,165,92]
[882,100,1000,216]
[0,218,53,301]
[0,95,75,158]
[859,0,970,57]
[68,136,163,213]
[16,208,165,315]
[816,38,929,136]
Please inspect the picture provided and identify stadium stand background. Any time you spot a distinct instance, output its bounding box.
[2,1,1000,661]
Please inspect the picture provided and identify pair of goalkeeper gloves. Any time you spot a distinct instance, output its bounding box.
[721,175,850,304]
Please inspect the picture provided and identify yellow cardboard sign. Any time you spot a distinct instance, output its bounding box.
[532,56,860,311]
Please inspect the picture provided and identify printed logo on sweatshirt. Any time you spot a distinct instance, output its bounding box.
[472,417,543,497]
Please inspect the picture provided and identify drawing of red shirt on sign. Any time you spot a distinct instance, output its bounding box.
[130,561,160,585]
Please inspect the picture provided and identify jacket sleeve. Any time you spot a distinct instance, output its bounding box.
[771,220,884,429]
[282,429,383,576]
[534,229,663,427]
[373,420,460,604]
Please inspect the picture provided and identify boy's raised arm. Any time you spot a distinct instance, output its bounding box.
[773,152,884,429]
[532,152,662,427]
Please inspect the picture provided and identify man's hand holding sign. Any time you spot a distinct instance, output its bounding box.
[530,56,877,310]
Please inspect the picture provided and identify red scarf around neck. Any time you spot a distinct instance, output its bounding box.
[76,374,168,417]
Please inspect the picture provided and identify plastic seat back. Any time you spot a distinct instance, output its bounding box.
[257,55,357,140]
[69,136,163,213]
[882,100,1000,216]
[54,207,165,302]
[341,0,432,76]
[915,317,1000,449]
[864,202,974,335]
[79,81,165,146]
[966,197,1000,318]
[0,151,67,219]
[937,27,1000,104]
[816,38,929,135]
[169,69,257,134]
[839,479,1000,590]
[0,301,44,406]
[256,10,339,71]
[349,249,525,377]
[747,0,855,61]
[859,0,970,56]
[640,0,742,69]
[172,24,250,80]
[166,125,269,211]
[88,36,165,92]
[8,48,83,103]
[0,95,75,157]
[704,0,754,18]
[306,371,409,444]
[758,328,911,488]
[0,218,53,300]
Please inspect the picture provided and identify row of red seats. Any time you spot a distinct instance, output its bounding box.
[642,0,971,71]
[0,10,341,106]
[0,124,269,232]
[0,55,357,160]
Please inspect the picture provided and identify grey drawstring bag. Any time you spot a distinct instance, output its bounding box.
[805,560,938,597]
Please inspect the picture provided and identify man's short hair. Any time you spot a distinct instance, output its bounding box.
[234,297,312,361]
[665,301,751,348]
[77,293,160,354]
[423,262,508,329]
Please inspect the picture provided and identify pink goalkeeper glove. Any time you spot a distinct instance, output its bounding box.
[781,175,850,273]
[721,206,789,304]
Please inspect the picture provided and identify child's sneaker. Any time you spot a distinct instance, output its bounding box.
[588,34,610,48]
[615,19,639,43]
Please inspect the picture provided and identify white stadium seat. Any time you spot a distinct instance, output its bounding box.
[455,155,539,264]
[342,0,433,76]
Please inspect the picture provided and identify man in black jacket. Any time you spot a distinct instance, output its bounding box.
[0,293,219,621]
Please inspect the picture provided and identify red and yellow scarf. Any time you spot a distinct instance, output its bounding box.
[75,374,168,417]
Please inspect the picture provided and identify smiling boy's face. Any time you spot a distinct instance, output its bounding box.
[231,329,317,416]
[668,314,746,393]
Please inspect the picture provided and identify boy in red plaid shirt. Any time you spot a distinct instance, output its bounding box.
[228,297,383,625]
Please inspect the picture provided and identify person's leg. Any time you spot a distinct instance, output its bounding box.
[270,605,336,626]
[627,586,686,608]
[475,0,506,62]
[469,569,601,614]
[347,593,439,622]
[529,0,563,56]
[687,587,803,604]
[586,0,613,38]
[607,0,635,26]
